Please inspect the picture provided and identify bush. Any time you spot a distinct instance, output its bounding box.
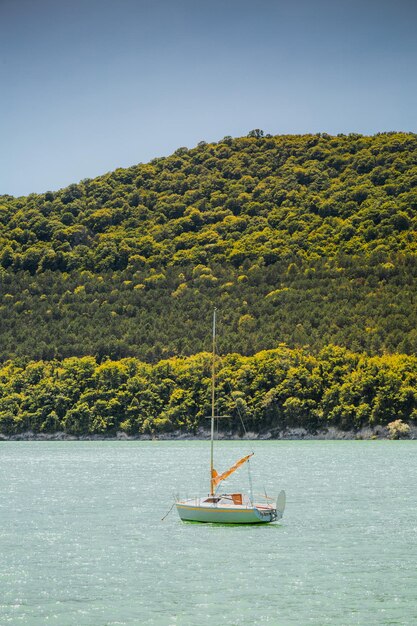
[387,419,411,439]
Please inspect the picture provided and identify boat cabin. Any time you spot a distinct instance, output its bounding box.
[203,493,244,506]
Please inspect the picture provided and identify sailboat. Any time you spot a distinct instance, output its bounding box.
[176,309,286,524]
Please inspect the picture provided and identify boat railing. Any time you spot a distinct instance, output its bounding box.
[179,494,254,509]
[254,493,275,501]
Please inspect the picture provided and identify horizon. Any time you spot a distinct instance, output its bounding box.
[2,0,417,197]
[3,129,416,199]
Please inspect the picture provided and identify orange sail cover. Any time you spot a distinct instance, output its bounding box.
[211,453,254,489]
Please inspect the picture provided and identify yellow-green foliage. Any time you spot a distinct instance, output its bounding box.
[1,132,417,361]
[0,346,416,436]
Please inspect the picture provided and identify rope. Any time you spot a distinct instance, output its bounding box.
[247,459,254,504]
[214,330,253,497]
[215,349,250,442]
[161,501,175,522]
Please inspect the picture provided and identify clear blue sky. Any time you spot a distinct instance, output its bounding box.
[1,0,416,197]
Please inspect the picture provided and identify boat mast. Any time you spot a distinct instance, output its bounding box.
[210,308,216,495]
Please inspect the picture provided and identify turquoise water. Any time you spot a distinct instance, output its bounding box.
[0,441,416,625]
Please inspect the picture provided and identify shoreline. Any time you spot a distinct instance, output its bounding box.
[1,425,416,441]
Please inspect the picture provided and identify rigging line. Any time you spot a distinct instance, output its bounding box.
[215,350,250,442]
[214,337,219,441]
[247,458,254,504]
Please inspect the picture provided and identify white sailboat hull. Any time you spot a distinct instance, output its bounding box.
[176,497,280,524]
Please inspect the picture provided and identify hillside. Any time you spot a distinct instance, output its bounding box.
[1,131,417,362]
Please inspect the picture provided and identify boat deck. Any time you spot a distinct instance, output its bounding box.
[176,492,279,524]
[178,493,274,510]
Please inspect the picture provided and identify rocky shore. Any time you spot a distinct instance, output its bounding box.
[1,424,416,441]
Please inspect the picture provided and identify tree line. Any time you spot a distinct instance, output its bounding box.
[0,345,416,437]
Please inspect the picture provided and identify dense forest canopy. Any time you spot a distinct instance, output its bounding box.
[1,131,417,363]
[1,346,416,437]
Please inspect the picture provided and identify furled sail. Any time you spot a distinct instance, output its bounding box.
[211,453,254,488]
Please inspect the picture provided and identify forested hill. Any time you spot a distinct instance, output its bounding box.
[1,131,417,362]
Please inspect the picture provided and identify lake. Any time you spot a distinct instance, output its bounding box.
[0,441,416,625]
